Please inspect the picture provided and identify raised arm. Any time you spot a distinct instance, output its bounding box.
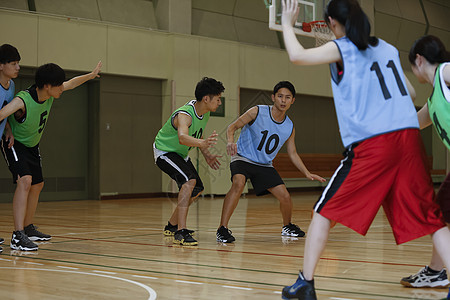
[281,0,341,65]
[63,61,102,91]
[286,128,326,182]
[226,106,258,156]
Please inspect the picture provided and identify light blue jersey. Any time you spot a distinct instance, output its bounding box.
[0,80,15,136]
[237,105,293,165]
[330,37,418,148]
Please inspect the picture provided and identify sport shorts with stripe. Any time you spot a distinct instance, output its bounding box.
[436,172,450,223]
[314,129,445,244]
[156,152,204,198]
[1,136,43,185]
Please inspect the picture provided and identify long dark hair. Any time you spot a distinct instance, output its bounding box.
[325,0,378,50]
[408,35,450,65]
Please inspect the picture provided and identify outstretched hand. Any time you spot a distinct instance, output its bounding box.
[90,61,102,79]
[202,130,218,149]
[307,173,326,183]
[205,153,222,170]
[281,0,300,27]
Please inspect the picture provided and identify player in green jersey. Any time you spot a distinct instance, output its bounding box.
[154,77,224,246]
[400,35,450,294]
[0,61,101,251]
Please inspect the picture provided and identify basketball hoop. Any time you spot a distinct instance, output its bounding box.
[302,20,334,46]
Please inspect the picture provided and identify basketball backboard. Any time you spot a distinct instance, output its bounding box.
[268,0,325,37]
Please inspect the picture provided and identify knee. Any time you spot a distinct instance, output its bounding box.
[16,176,32,191]
[232,181,245,191]
[181,179,196,190]
[278,193,291,204]
[231,176,246,190]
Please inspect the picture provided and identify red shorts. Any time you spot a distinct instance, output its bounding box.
[436,172,450,223]
[314,129,445,244]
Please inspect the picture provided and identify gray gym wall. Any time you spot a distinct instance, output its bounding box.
[0,0,448,200]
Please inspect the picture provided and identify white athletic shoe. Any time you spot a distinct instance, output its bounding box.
[401,266,450,288]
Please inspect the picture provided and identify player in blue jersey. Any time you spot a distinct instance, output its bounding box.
[216,81,325,243]
[399,36,450,292]
[0,44,21,252]
[280,0,450,299]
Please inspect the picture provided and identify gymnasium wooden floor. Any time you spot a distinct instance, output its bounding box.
[0,191,448,299]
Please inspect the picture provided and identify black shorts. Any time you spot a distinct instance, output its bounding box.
[230,160,284,196]
[156,152,204,198]
[437,172,450,223]
[1,136,43,185]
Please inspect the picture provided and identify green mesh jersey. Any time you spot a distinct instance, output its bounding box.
[428,63,450,151]
[8,86,54,147]
[154,100,210,158]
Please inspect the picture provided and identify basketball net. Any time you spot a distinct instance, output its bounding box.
[303,21,335,47]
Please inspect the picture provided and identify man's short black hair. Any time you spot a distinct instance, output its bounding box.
[273,81,296,97]
[0,44,21,64]
[195,77,225,101]
[35,63,66,89]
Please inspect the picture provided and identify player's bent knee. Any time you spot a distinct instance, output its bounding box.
[232,180,246,190]
[16,175,32,189]
[231,175,246,189]
[279,194,292,204]
[187,178,196,185]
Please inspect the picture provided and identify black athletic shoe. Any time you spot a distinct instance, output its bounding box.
[282,272,317,300]
[0,237,4,244]
[401,266,450,288]
[173,229,198,246]
[10,230,38,251]
[24,224,51,241]
[216,226,235,243]
[163,222,195,236]
[282,223,305,237]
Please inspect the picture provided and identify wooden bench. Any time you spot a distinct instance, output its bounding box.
[273,153,445,179]
[273,153,342,178]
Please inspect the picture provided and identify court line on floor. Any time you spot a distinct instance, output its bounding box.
[27,247,411,285]
[35,236,426,269]
[176,280,203,285]
[133,275,158,280]
[57,265,79,270]
[0,259,414,299]
[0,267,157,300]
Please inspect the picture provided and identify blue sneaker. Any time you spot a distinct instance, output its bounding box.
[282,272,317,300]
